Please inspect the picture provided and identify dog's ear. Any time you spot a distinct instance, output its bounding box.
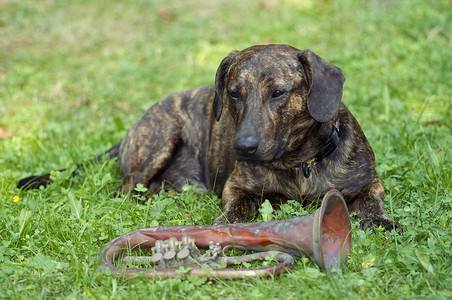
[214,51,237,121]
[298,49,345,123]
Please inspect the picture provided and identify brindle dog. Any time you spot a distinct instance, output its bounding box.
[18,44,400,231]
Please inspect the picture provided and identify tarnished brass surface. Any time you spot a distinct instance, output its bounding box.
[97,189,351,279]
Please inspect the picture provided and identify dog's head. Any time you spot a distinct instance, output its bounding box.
[214,44,345,168]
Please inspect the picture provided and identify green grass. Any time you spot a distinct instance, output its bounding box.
[1,0,451,298]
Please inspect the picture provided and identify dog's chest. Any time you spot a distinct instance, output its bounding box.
[250,167,332,201]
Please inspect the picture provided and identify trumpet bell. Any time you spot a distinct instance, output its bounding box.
[312,189,352,271]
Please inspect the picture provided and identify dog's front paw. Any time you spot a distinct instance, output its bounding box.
[360,217,403,233]
[213,212,248,225]
[212,214,229,225]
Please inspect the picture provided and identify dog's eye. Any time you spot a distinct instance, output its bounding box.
[271,90,286,98]
[228,91,240,100]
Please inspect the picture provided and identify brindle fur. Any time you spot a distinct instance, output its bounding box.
[18,45,400,231]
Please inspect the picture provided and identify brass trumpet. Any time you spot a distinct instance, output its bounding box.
[97,189,352,279]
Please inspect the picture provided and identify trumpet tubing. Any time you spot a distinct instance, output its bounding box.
[98,189,352,278]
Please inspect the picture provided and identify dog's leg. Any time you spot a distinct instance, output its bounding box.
[149,142,209,194]
[213,175,259,224]
[348,181,402,231]
[118,139,179,196]
[117,99,209,197]
[118,117,183,196]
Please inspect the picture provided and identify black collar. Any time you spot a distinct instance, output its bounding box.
[296,118,340,178]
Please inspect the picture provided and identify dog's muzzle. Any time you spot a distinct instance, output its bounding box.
[234,134,259,158]
[234,134,286,163]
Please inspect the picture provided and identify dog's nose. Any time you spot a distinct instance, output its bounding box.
[234,135,259,156]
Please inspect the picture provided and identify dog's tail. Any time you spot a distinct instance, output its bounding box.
[17,142,121,190]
